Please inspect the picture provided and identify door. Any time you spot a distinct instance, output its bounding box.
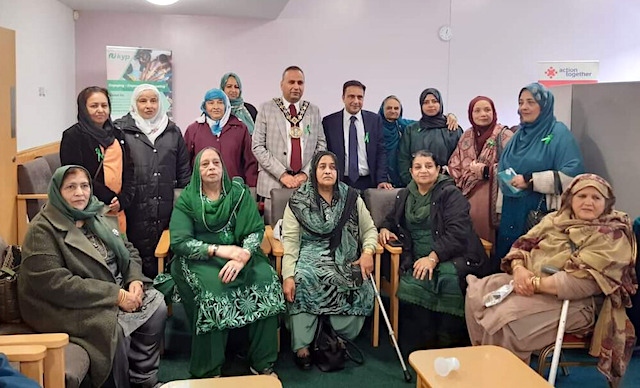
[0,27,17,244]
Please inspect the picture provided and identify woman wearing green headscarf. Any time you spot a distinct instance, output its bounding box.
[281,150,378,370]
[19,165,166,388]
[220,72,257,134]
[158,147,284,378]
[379,151,490,351]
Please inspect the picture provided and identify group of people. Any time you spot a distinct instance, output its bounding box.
[13,64,638,387]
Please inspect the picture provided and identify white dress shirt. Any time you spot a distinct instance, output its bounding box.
[342,109,369,177]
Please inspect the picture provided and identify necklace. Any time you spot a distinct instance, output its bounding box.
[84,228,108,260]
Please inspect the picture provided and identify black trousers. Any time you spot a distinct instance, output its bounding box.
[399,302,470,354]
[104,302,167,388]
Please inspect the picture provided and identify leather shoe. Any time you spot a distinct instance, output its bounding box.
[294,353,312,370]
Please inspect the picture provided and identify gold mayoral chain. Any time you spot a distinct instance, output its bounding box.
[274,98,310,139]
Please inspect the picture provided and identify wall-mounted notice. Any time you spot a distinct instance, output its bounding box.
[537,60,598,87]
[106,46,173,120]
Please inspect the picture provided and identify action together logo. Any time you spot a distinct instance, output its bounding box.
[545,66,592,79]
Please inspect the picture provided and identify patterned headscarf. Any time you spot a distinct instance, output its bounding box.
[220,72,255,135]
[200,89,231,137]
[468,96,498,152]
[503,173,637,385]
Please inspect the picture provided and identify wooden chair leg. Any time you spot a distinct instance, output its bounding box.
[21,359,44,386]
[43,346,65,388]
[390,253,400,339]
[371,253,381,347]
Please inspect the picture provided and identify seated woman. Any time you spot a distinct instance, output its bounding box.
[183,89,258,187]
[448,96,514,246]
[220,72,258,132]
[465,174,637,386]
[159,147,284,378]
[18,165,167,388]
[378,151,490,350]
[398,88,462,186]
[281,150,378,369]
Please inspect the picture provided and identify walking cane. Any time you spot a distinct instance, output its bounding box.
[368,273,412,382]
[542,265,568,386]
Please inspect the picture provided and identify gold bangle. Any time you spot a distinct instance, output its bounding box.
[511,259,524,269]
[531,276,541,293]
[363,248,375,256]
[511,265,524,273]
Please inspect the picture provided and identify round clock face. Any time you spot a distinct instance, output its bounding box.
[439,26,452,41]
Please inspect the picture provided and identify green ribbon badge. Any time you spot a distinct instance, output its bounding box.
[486,139,496,148]
[95,147,104,162]
[304,124,311,135]
[364,132,370,144]
[541,134,554,145]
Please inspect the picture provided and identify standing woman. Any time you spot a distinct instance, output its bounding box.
[220,72,257,133]
[378,95,415,188]
[398,88,462,186]
[448,96,513,246]
[184,89,258,187]
[495,83,584,260]
[114,84,191,278]
[60,86,134,233]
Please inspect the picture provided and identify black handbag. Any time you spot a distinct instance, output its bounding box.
[0,245,22,323]
[312,316,363,372]
[524,171,563,232]
[524,196,552,232]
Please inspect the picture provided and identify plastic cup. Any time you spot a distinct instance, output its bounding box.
[434,356,460,377]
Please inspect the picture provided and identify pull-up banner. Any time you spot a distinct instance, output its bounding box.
[106,46,173,120]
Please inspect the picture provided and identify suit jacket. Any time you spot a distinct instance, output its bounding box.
[322,109,387,188]
[252,99,326,198]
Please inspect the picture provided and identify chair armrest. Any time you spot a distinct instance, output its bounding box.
[261,233,271,256]
[480,238,493,257]
[375,243,383,254]
[16,194,49,200]
[0,333,68,349]
[265,226,283,257]
[155,229,170,259]
[0,345,47,362]
[384,244,403,255]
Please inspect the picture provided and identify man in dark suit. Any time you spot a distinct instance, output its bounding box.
[322,80,393,191]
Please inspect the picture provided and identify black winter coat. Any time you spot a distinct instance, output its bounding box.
[381,178,492,289]
[60,123,135,210]
[115,114,191,277]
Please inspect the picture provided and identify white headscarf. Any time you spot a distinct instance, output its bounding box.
[130,84,169,144]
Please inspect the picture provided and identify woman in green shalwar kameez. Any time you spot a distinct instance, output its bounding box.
[156,147,284,378]
[379,151,491,350]
[281,151,378,369]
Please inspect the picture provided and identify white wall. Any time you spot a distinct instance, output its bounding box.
[448,0,640,127]
[8,0,640,147]
[73,0,640,131]
[0,0,76,150]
